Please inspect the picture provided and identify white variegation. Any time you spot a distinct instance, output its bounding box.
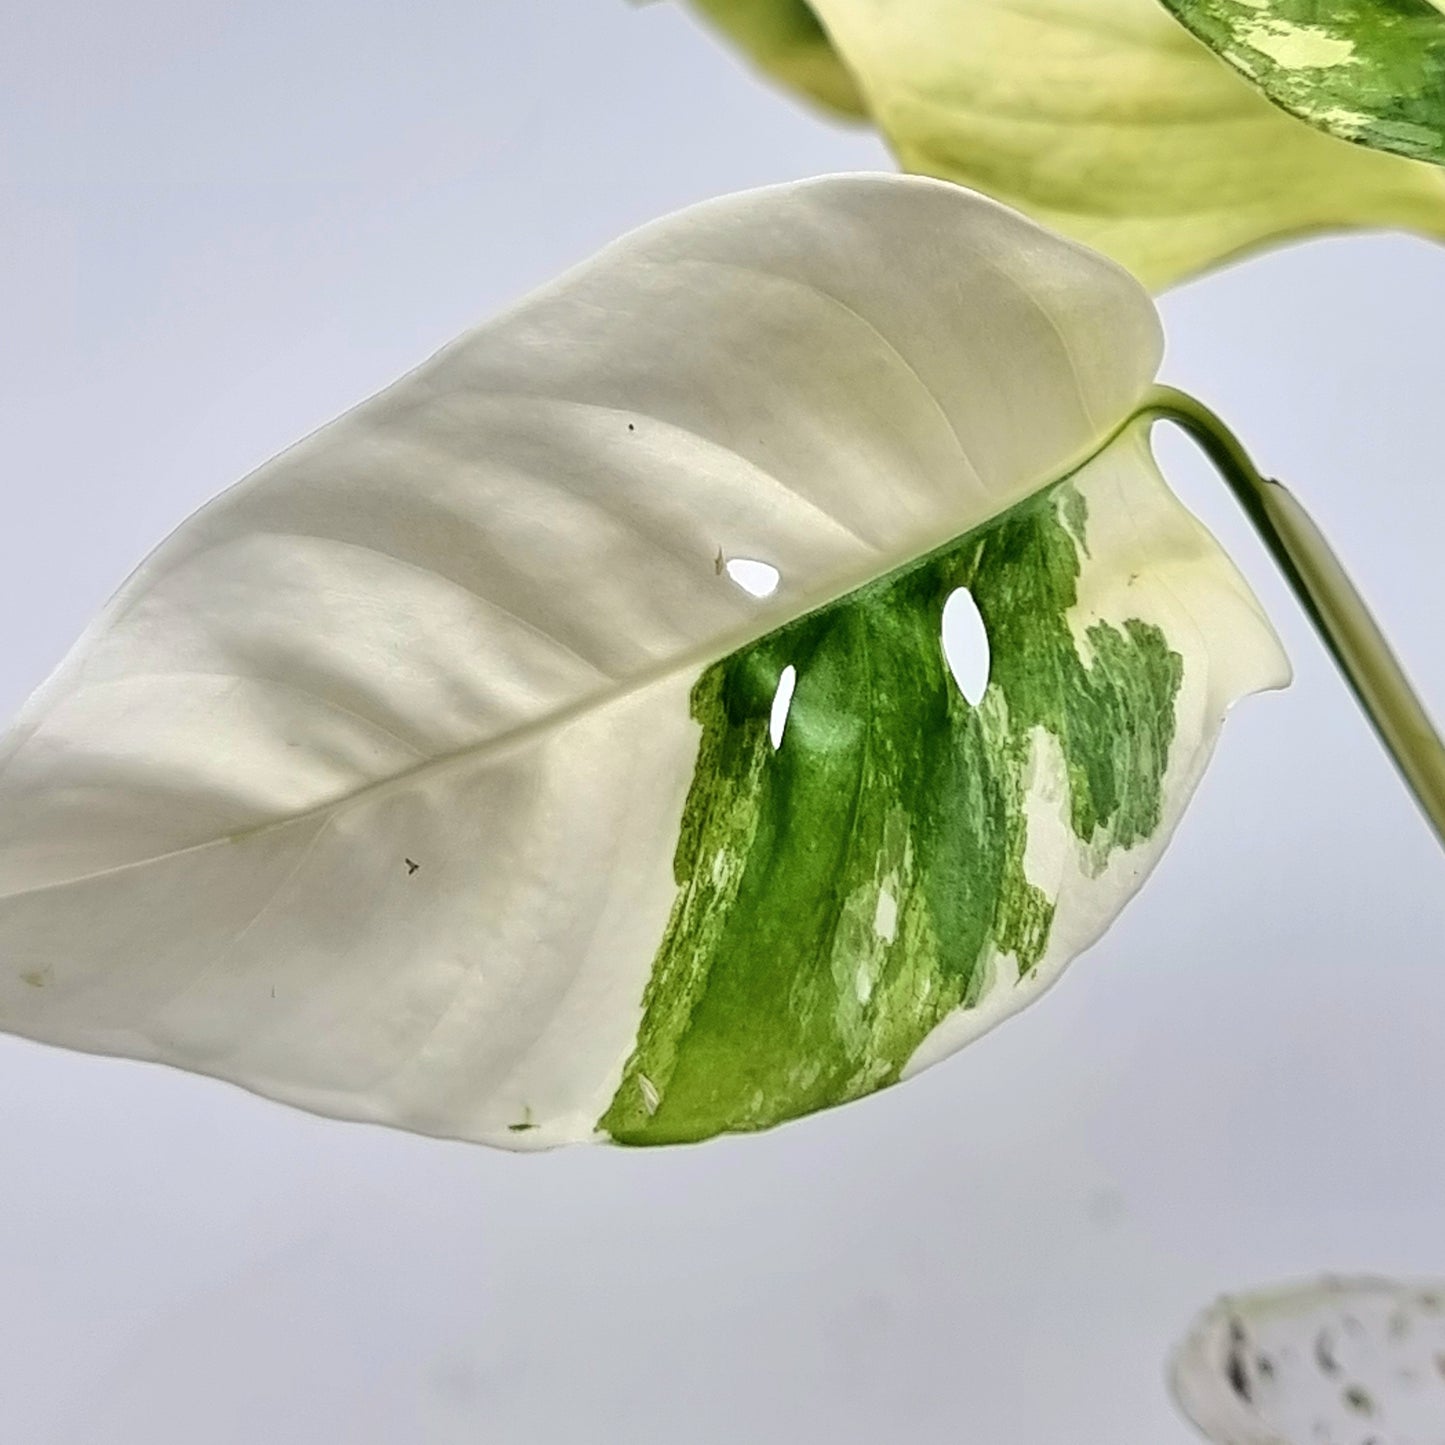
[0,176,1285,1146]
[906,424,1287,1079]
[1172,1275,1445,1443]
[684,0,1445,287]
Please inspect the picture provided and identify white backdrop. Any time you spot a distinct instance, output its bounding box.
[2,3,1443,1441]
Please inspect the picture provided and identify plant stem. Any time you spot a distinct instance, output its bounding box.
[1139,385,1445,850]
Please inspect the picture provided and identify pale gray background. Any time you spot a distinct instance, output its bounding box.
[2,4,1443,1442]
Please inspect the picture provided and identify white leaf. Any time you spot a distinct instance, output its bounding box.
[0,176,1286,1147]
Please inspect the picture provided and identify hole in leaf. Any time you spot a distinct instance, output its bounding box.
[725,557,780,598]
[941,587,990,706]
[769,665,797,750]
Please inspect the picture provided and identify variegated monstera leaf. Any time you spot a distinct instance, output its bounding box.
[1163,0,1445,167]
[679,0,1445,289]
[0,177,1287,1148]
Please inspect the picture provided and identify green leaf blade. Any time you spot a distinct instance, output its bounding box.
[602,419,1287,1145]
[1160,0,1445,166]
[603,473,1188,1145]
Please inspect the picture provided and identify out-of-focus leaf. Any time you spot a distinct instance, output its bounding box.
[1172,1275,1445,1442]
[680,0,1445,288]
[687,0,867,116]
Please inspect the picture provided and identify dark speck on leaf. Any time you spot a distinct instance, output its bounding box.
[405,858,420,875]
[1342,1384,1373,1414]
[1226,1317,1251,1402]
[508,1121,538,1133]
[627,423,635,432]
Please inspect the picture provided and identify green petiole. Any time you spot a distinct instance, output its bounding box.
[1143,384,1445,850]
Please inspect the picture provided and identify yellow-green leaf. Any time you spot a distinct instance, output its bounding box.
[1162,0,1445,166]
[686,0,867,117]
[680,0,1445,288]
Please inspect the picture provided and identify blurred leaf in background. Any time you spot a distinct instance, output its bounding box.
[677,0,1445,287]
[1162,0,1445,166]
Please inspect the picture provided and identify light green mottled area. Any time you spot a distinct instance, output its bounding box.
[671,0,1445,289]
[685,0,866,117]
[599,478,1183,1146]
[1162,0,1445,165]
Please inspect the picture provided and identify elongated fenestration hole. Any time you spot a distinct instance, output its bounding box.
[941,587,990,706]
[769,665,797,750]
[725,558,780,598]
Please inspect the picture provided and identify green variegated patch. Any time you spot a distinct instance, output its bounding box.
[1161,0,1445,165]
[603,468,1182,1144]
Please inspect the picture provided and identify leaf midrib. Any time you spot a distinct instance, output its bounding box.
[0,407,1153,905]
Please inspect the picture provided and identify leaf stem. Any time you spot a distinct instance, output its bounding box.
[1140,384,1445,851]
